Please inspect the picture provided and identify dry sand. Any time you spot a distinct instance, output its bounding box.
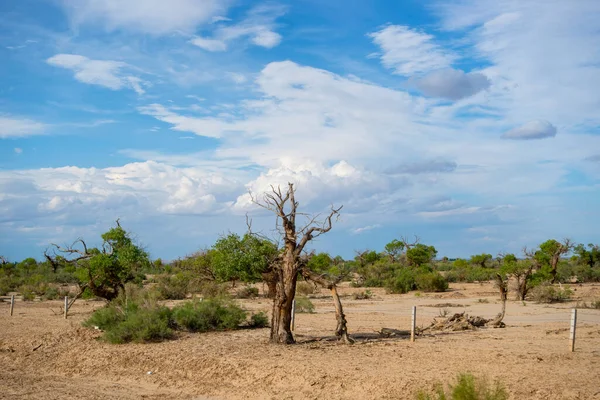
[1,282,600,399]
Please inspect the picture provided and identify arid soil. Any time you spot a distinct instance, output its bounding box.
[1,282,600,400]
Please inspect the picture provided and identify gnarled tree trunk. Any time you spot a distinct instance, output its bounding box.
[249,183,342,345]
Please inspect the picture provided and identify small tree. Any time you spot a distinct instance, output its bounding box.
[384,239,405,262]
[46,220,149,301]
[470,253,493,268]
[211,233,278,288]
[406,244,437,267]
[536,239,573,283]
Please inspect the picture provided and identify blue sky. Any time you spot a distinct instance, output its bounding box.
[1,0,599,261]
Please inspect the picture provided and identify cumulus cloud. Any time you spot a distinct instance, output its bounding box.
[59,0,226,35]
[387,160,457,175]
[47,54,147,94]
[502,120,557,140]
[410,69,491,100]
[368,25,455,75]
[0,117,46,138]
[190,4,285,51]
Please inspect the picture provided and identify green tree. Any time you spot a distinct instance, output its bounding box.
[536,239,573,283]
[384,239,405,262]
[469,253,493,268]
[307,252,333,274]
[406,244,437,267]
[574,243,600,268]
[211,233,278,284]
[48,221,149,301]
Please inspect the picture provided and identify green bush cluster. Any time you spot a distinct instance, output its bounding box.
[295,295,315,313]
[530,283,573,303]
[84,286,262,343]
[236,286,259,299]
[386,268,448,294]
[171,298,246,332]
[416,373,508,400]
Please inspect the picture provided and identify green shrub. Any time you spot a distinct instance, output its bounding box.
[530,283,572,303]
[248,312,269,328]
[198,281,229,298]
[156,273,189,300]
[84,286,174,343]
[386,268,416,294]
[415,272,449,292]
[295,295,315,313]
[352,290,373,300]
[172,298,247,332]
[296,281,316,295]
[416,372,508,400]
[20,285,36,301]
[236,286,259,299]
[43,287,60,300]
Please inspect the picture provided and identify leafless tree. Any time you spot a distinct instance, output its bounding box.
[249,183,349,344]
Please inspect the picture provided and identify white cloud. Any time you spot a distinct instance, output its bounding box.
[190,4,284,51]
[410,69,491,100]
[14,148,23,154]
[227,72,247,84]
[502,120,557,140]
[190,37,227,52]
[351,224,382,234]
[0,117,46,138]
[47,54,147,93]
[368,25,455,75]
[387,160,457,175]
[60,0,227,35]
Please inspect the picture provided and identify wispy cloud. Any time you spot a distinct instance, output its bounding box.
[502,120,557,140]
[47,54,147,94]
[0,116,46,138]
[351,224,382,234]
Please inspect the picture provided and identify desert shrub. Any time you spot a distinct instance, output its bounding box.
[43,287,60,300]
[295,295,315,313]
[415,272,448,292]
[352,290,373,300]
[156,273,189,300]
[446,267,495,283]
[416,372,508,400]
[102,307,173,344]
[248,311,269,328]
[530,283,572,303]
[171,298,246,332]
[236,286,259,299]
[386,268,416,294]
[296,281,316,295]
[198,281,229,298]
[20,285,37,301]
[84,286,174,343]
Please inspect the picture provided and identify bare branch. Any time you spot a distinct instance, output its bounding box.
[296,205,342,256]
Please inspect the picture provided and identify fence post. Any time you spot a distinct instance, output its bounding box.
[64,296,69,319]
[411,306,417,342]
[10,295,15,316]
[570,308,577,352]
[291,299,296,331]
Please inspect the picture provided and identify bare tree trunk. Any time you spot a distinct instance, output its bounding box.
[270,254,298,344]
[300,267,353,344]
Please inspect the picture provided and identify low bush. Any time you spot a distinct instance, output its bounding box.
[352,290,374,300]
[236,286,259,299]
[530,283,572,303]
[84,286,174,344]
[172,298,247,332]
[156,273,189,300]
[415,272,448,292]
[386,268,416,294]
[296,281,316,295]
[248,311,269,328]
[198,281,229,298]
[43,287,60,300]
[295,295,315,313]
[416,372,508,400]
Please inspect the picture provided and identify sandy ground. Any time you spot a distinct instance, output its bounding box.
[1,282,600,400]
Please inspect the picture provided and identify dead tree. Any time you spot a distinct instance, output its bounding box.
[250,183,343,344]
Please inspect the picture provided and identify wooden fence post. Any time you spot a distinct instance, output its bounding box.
[570,308,577,352]
[291,299,296,331]
[10,295,15,316]
[411,306,417,342]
